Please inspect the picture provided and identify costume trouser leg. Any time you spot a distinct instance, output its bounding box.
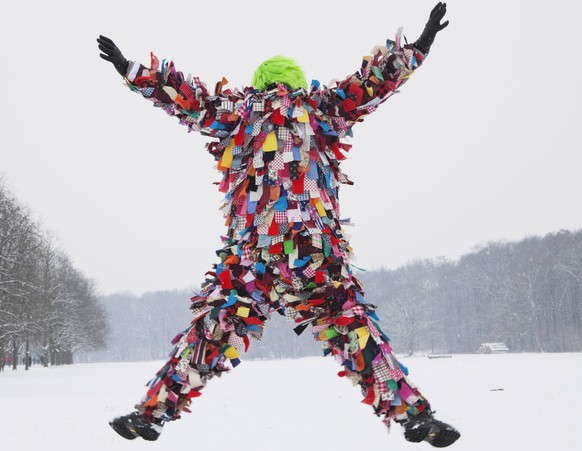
[134,243,274,422]
[311,285,432,426]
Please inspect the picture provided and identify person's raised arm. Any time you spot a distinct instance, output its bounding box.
[97,35,233,142]
[312,3,448,132]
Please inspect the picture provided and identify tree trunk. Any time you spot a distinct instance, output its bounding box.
[43,337,49,367]
[11,336,18,371]
[25,337,30,371]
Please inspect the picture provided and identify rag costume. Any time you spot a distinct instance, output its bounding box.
[99,2,459,447]
[126,31,429,421]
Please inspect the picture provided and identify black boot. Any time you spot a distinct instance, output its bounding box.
[109,412,164,441]
[403,412,460,448]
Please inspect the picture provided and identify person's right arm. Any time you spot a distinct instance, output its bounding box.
[97,35,228,138]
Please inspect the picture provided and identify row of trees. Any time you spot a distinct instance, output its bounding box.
[77,229,582,365]
[360,229,582,355]
[0,178,107,370]
[75,290,321,363]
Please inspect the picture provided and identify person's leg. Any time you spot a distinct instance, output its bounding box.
[281,231,459,447]
[111,239,273,440]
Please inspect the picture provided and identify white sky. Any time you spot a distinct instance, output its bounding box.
[1,0,580,295]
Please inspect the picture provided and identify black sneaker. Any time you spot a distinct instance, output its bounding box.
[403,412,460,448]
[109,412,164,441]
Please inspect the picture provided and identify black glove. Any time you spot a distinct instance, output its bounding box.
[414,2,449,54]
[97,35,129,77]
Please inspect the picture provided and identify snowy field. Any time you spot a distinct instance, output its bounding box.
[2,353,580,451]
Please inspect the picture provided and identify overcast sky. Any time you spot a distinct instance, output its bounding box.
[1,0,580,295]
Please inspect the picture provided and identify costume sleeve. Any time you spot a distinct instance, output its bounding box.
[125,53,232,140]
[312,30,426,132]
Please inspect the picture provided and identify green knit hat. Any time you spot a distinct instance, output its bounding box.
[252,55,308,91]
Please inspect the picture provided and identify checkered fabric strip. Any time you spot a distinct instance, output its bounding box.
[351,305,365,316]
[271,234,284,244]
[374,380,389,396]
[228,333,245,350]
[303,266,316,279]
[372,357,391,382]
[388,368,405,381]
[285,306,297,321]
[252,120,264,136]
[252,100,265,112]
[271,152,285,170]
[257,223,269,234]
[258,303,271,317]
[277,127,290,141]
[274,211,287,224]
[241,247,251,261]
[235,217,246,234]
[305,179,319,192]
[139,87,155,97]
[215,130,230,138]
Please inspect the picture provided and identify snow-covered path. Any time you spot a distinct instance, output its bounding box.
[2,353,580,451]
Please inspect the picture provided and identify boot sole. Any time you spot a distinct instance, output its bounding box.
[404,422,432,443]
[427,428,461,448]
[109,420,138,440]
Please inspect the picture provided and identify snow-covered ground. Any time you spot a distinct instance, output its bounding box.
[1,353,580,451]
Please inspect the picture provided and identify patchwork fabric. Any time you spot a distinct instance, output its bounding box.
[128,32,431,427]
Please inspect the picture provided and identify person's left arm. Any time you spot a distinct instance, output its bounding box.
[311,2,448,131]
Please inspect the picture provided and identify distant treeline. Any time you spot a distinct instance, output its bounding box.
[76,290,320,363]
[360,229,582,355]
[79,229,582,364]
[0,178,107,370]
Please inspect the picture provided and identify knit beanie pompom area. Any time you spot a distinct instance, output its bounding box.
[252,55,308,91]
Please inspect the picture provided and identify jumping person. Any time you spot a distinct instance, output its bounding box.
[98,3,460,447]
